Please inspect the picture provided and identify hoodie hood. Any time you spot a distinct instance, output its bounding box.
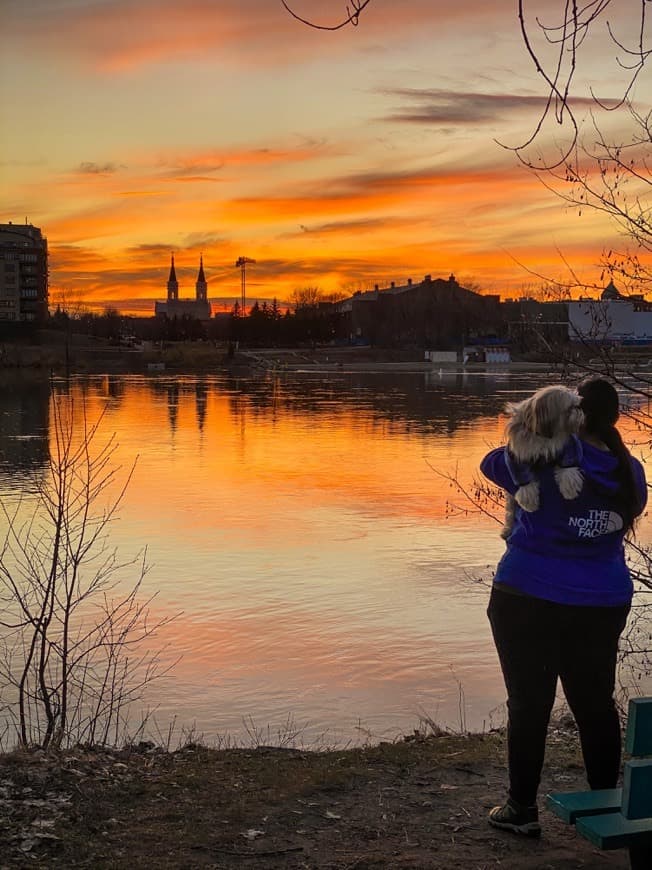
[580,439,621,494]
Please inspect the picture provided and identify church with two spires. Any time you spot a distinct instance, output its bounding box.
[154,255,212,320]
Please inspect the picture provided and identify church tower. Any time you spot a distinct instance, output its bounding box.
[167,254,179,301]
[195,255,207,303]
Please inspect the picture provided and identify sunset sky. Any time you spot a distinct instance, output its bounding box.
[2,0,649,315]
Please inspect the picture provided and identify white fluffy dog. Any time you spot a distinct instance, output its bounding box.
[501,385,585,539]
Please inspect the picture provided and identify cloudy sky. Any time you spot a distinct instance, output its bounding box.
[1,0,648,314]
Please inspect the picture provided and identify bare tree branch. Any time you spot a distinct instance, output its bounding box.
[511,1,650,166]
[281,0,372,30]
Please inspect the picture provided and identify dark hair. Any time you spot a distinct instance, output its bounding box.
[577,376,640,532]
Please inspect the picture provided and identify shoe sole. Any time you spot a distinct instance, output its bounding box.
[488,818,541,838]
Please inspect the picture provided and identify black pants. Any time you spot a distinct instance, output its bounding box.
[487,585,630,806]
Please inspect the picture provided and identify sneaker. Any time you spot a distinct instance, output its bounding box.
[488,798,541,837]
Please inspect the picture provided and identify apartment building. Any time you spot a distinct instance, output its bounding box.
[0,222,49,323]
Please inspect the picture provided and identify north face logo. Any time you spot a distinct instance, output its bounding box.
[568,510,623,537]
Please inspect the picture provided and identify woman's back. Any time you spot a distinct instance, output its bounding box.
[481,414,647,606]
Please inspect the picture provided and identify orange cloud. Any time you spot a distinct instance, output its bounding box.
[224,169,533,223]
[8,114,625,310]
[6,0,514,73]
[155,140,336,177]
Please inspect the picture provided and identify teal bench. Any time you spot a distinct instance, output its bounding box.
[547,697,652,870]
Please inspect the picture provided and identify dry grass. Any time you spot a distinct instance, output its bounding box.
[0,728,630,869]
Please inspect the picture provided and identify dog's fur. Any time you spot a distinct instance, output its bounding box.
[501,385,585,539]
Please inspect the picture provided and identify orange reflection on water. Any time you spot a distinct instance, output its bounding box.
[68,376,507,531]
[42,372,643,743]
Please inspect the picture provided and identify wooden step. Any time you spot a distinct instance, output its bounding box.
[546,789,622,824]
[576,813,652,850]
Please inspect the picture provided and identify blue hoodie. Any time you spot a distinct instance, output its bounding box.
[480,441,648,606]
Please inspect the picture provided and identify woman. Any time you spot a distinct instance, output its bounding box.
[480,377,647,837]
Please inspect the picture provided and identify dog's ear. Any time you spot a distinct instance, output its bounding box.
[531,393,555,438]
[566,392,585,433]
[504,398,534,441]
[521,399,537,434]
[571,405,585,432]
[505,397,530,421]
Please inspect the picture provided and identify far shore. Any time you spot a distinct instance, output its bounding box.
[0,337,583,376]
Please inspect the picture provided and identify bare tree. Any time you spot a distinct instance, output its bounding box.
[527,104,652,294]
[513,1,651,165]
[322,290,348,304]
[289,285,324,311]
[49,286,89,320]
[0,390,174,749]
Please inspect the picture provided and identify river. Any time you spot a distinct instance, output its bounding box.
[0,369,649,746]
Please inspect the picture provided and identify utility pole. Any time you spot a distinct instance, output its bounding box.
[235,257,256,314]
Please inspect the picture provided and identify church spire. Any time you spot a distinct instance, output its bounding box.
[167,254,179,301]
[195,254,207,303]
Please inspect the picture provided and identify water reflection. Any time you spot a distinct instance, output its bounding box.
[0,374,50,473]
[218,371,516,434]
[131,370,550,442]
[167,382,179,433]
[0,370,555,475]
[196,381,208,434]
[0,370,646,744]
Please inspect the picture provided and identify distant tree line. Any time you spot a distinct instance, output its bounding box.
[43,283,583,357]
[46,287,349,348]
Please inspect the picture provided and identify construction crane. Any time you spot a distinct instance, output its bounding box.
[235,256,256,314]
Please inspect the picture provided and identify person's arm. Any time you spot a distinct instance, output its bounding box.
[632,457,648,515]
[480,447,520,494]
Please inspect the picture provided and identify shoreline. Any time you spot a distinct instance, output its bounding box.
[0,725,629,868]
[0,339,641,376]
[248,360,559,373]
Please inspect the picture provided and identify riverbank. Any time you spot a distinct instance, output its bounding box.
[230,346,563,374]
[2,332,649,377]
[0,336,563,376]
[1,727,628,868]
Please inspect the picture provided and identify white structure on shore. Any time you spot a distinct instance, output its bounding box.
[568,281,652,344]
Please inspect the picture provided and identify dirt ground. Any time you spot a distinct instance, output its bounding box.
[0,727,634,869]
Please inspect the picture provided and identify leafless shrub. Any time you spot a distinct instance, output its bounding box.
[0,392,176,749]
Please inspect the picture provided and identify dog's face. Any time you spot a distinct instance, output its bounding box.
[505,385,584,461]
